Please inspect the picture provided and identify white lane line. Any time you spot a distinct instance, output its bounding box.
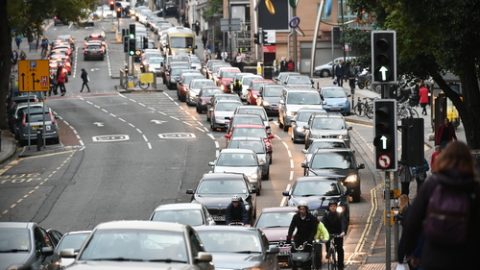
[170,116,180,121]
[118,93,127,98]
[94,105,100,109]
[159,111,167,116]
[191,116,198,121]
[72,46,79,78]
[183,121,192,126]
[207,133,215,140]
[147,142,152,149]
[139,102,146,107]
[195,127,205,132]
[204,127,209,132]
[128,123,135,128]
[101,108,108,113]
[86,101,93,105]
[106,45,112,77]
[214,141,220,149]
[174,102,179,106]
[289,171,294,181]
[215,150,220,157]
[287,150,292,158]
[142,135,148,142]
[290,160,294,169]
[196,121,203,126]
[179,106,184,110]
[109,113,117,117]
[118,117,126,122]
[136,128,142,134]
[148,107,155,111]
[129,98,137,103]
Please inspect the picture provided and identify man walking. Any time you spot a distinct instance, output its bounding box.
[333,60,345,87]
[80,68,91,92]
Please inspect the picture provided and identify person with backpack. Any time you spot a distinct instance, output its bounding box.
[404,141,480,270]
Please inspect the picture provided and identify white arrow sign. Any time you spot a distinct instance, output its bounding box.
[93,122,104,127]
[379,66,388,81]
[380,135,388,149]
[151,120,167,125]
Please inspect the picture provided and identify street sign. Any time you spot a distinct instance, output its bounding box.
[18,60,50,92]
[265,30,276,44]
[220,18,241,32]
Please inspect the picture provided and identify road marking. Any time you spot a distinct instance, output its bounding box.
[159,111,167,116]
[128,123,135,128]
[195,127,205,132]
[109,113,117,117]
[151,119,167,124]
[92,134,130,142]
[136,128,142,134]
[142,135,148,142]
[101,108,108,113]
[289,171,294,181]
[106,45,112,77]
[118,117,126,122]
[290,160,294,169]
[94,104,100,109]
[183,121,192,126]
[158,133,196,139]
[287,150,292,158]
[93,122,104,127]
[214,141,220,149]
[170,116,180,121]
[280,184,291,206]
[139,102,146,107]
[147,142,152,149]
[72,46,79,78]
[207,133,215,140]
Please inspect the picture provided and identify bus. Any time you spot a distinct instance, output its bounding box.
[165,26,196,56]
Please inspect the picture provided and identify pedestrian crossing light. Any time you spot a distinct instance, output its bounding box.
[373,99,397,171]
[371,31,396,83]
[261,30,268,45]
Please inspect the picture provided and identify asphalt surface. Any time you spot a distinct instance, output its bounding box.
[0,17,390,270]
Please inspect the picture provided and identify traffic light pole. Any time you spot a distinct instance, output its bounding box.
[385,171,392,270]
[292,5,297,71]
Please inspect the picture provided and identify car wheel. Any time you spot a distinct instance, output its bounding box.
[196,106,200,113]
[269,153,272,164]
[256,188,261,196]
[263,169,269,180]
[352,188,361,202]
[321,70,330,77]
[210,118,216,131]
[283,124,289,132]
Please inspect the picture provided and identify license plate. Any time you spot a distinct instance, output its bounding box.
[31,125,41,130]
[212,215,225,221]
[278,246,291,256]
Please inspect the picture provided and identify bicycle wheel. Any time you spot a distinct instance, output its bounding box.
[138,82,150,90]
[364,104,373,119]
[409,107,419,118]
[353,103,364,116]
[327,248,337,270]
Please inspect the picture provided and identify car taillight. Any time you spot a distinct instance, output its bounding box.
[21,114,26,127]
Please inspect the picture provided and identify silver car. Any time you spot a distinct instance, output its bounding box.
[290,107,327,143]
[61,221,214,270]
[227,136,271,180]
[278,88,323,132]
[304,113,352,148]
[149,203,216,226]
[234,105,272,133]
[210,100,242,131]
[209,148,263,195]
[15,106,59,146]
[187,79,216,106]
[51,230,91,268]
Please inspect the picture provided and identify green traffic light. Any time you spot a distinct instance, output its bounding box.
[129,51,134,56]
[129,34,135,39]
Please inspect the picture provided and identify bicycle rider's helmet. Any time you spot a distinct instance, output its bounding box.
[297,200,309,210]
[231,195,241,202]
[328,199,338,207]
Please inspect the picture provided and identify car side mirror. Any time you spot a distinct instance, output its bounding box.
[195,251,212,263]
[186,189,194,194]
[208,161,215,166]
[301,162,307,168]
[358,163,365,169]
[250,186,258,194]
[41,246,54,256]
[267,246,280,254]
[59,248,76,258]
[302,149,307,154]
[282,191,290,196]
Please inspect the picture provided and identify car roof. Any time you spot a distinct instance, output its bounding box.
[62,230,92,236]
[233,124,265,129]
[220,148,256,154]
[295,176,342,182]
[260,206,297,213]
[202,172,245,180]
[312,113,344,119]
[313,148,354,154]
[195,225,259,233]
[153,203,203,212]
[0,222,35,229]
[94,220,188,232]
[310,138,347,143]
[216,99,242,104]
[233,114,263,119]
[236,106,264,111]
[230,136,263,142]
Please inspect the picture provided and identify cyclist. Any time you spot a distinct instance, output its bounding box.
[322,200,347,270]
[232,78,242,97]
[225,195,249,225]
[286,201,318,253]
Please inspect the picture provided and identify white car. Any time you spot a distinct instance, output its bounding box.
[314,56,357,77]
[210,100,242,131]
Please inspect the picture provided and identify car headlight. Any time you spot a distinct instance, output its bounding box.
[336,205,345,214]
[295,126,304,132]
[244,203,251,211]
[249,173,258,181]
[344,174,358,183]
[220,84,225,91]
[263,101,270,106]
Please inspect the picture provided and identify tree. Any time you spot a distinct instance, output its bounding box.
[347,0,480,148]
[0,0,95,129]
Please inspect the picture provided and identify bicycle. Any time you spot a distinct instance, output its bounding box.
[397,102,419,119]
[353,97,374,119]
[326,234,342,270]
[289,241,322,270]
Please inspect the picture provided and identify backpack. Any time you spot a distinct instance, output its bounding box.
[423,181,477,246]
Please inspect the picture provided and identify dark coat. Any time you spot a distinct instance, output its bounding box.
[225,201,249,224]
[287,212,318,244]
[322,211,347,235]
[404,172,480,270]
[334,64,345,78]
[81,70,88,83]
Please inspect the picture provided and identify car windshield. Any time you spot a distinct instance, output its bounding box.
[287,75,311,84]
[263,87,283,97]
[201,89,222,97]
[56,233,90,252]
[172,68,189,76]
[170,37,194,48]
[296,111,316,122]
[197,179,248,194]
[243,76,261,85]
[256,211,296,228]
[229,140,265,154]
[323,88,347,98]
[0,228,30,252]
[216,102,241,111]
[311,152,353,170]
[251,82,267,91]
[27,113,50,123]
[216,95,240,102]
[308,141,346,153]
[312,118,345,130]
[152,210,203,227]
[221,71,238,79]
[287,92,321,105]
[235,108,267,120]
[192,80,215,89]
[217,153,258,166]
[292,181,341,196]
[232,128,267,138]
[79,229,188,263]
[197,231,262,253]
[149,57,163,64]
[183,75,203,84]
[232,116,263,126]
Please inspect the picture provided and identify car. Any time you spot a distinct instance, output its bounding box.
[227,136,271,179]
[83,42,105,60]
[275,71,300,84]
[290,107,327,143]
[246,79,275,105]
[187,79,216,106]
[226,114,265,135]
[0,222,58,270]
[53,15,68,26]
[209,148,264,194]
[210,63,232,83]
[229,72,255,92]
[51,230,91,269]
[186,172,257,225]
[257,84,283,115]
[301,148,365,202]
[283,74,314,88]
[189,55,202,70]
[206,93,241,122]
[314,56,356,77]
[302,138,349,163]
[254,207,297,266]
[195,226,279,270]
[196,87,223,113]
[177,73,204,102]
[233,105,272,133]
[216,67,241,93]
[62,221,214,270]
[304,113,352,148]
[240,74,263,100]
[202,59,224,77]
[8,101,43,132]
[225,124,274,163]
[282,176,350,221]
[149,203,216,226]
[278,88,323,131]
[143,56,164,75]
[166,65,191,90]
[320,86,351,115]
[210,100,242,131]
[14,105,59,146]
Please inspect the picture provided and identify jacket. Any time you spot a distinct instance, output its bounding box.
[322,211,347,235]
[81,70,88,83]
[225,201,249,224]
[418,86,429,104]
[404,172,480,269]
[314,221,329,242]
[334,64,345,77]
[287,212,318,244]
[434,123,457,146]
[57,68,67,84]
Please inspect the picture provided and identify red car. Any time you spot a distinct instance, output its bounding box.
[217,67,241,93]
[246,79,275,105]
[224,124,274,162]
[176,73,204,102]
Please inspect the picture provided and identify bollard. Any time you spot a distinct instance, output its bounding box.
[36,129,43,151]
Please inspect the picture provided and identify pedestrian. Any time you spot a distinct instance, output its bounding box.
[221,51,228,61]
[201,32,207,48]
[232,78,242,97]
[27,33,34,52]
[194,20,200,36]
[404,141,480,270]
[235,51,244,72]
[15,35,22,50]
[41,37,49,58]
[216,49,221,60]
[434,118,457,148]
[11,50,18,65]
[19,50,26,60]
[345,60,357,94]
[56,64,67,96]
[397,194,414,270]
[287,58,295,72]
[411,158,429,193]
[333,60,345,87]
[399,161,413,196]
[419,83,429,115]
[80,68,90,93]
[280,57,287,72]
[183,21,190,28]
[430,145,441,172]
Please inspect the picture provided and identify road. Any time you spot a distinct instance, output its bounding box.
[0,17,383,269]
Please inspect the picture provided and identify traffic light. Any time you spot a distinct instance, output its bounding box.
[116,7,122,18]
[143,36,148,49]
[254,32,260,44]
[123,36,128,53]
[371,30,396,83]
[373,99,397,171]
[109,1,114,10]
[261,30,268,45]
[129,24,136,37]
[128,38,136,56]
[401,118,424,167]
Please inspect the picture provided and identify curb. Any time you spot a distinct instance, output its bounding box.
[18,144,68,158]
[0,131,18,165]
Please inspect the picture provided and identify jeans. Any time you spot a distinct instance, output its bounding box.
[326,237,344,269]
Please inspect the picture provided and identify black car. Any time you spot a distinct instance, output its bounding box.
[186,172,257,225]
[0,222,60,270]
[258,84,284,115]
[301,148,365,202]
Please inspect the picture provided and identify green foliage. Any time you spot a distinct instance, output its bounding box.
[341,28,371,68]
[203,0,222,21]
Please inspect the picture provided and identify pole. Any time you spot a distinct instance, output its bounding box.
[393,171,399,261]
[292,2,297,71]
[27,91,31,147]
[310,0,325,77]
[228,0,232,60]
[340,0,346,61]
[385,171,392,270]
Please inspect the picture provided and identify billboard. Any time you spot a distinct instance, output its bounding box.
[258,0,288,30]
